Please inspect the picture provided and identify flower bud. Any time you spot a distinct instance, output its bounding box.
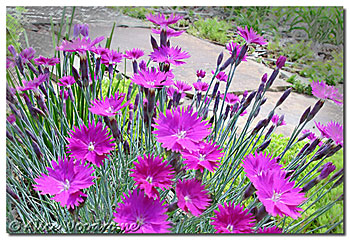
[307,100,325,121]
[317,162,336,180]
[31,140,43,160]
[264,125,275,140]
[326,144,342,158]
[223,105,230,120]
[150,35,159,50]
[123,140,130,155]
[211,81,220,99]
[6,185,19,201]
[275,88,292,108]
[236,44,248,65]
[127,82,133,101]
[261,73,268,83]
[260,97,267,106]
[81,24,89,37]
[301,178,319,192]
[242,91,256,108]
[25,129,38,142]
[134,93,140,110]
[304,138,321,156]
[217,52,224,67]
[219,56,234,72]
[213,91,221,113]
[329,168,343,183]
[277,114,285,126]
[196,69,206,79]
[243,183,256,199]
[276,55,287,69]
[8,45,17,57]
[266,69,279,89]
[257,139,271,152]
[252,118,268,135]
[298,131,311,142]
[296,143,310,159]
[331,175,344,190]
[299,106,311,124]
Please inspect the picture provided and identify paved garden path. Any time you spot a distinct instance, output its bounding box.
[12,6,343,137]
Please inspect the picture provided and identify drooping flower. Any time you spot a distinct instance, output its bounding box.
[73,23,89,38]
[271,114,286,126]
[310,80,343,105]
[193,81,209,92]
[123,48,145,60]
[211,202,255,233]
[237,26,267,45]
[34,55,60,66]
[113,189,172,233]
[254,171,307,219]
[225,41,247,61]
[221,93,240,106]
[101,49,123,65]
[151,27,184,38]
[324,121,343,146]
[212,70,228,82]
[66,121,115,167]
[146,12,183,27]
[257,226,283,233]
[89,92,129,117]
[130,154,174,199]
[17,73,48,92]
[175,179,211,216]
[56,36,105,54]
[150,45,190,66]
[19,47,36,63]
[33,156,95,209]
[131,67,173,89]
[152,106,211,152]
[57,75,76,87]
[181,141,223,173]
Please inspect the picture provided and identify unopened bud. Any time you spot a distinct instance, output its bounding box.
[307,100,325,121]
[276,55,287,69]
[299,106,311,124]
[317,162,336,180]
[217,52,224,67]
[213,91,221,113]
[261,73,268,83]
[257,139,271,152]
[243,183,256,199]
[275,88,292,108]
[150,35,158,50]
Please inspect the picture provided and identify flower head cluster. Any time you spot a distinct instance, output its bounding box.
[152,106,211,152]
[174,80,192,94]
[57,36,105,54]
[89,91,129,117]
[34,56,60,66]
[131,67,174,89]
[66,121,115,167]
[113,189,172,233]
[226,42,247,61]
[175,179,211,216]
[181,141,223,173]
[17,73,48,92]
[146,13,183,27]
[33,156,95,209]
[130,154,174,199]
[151,27,184,38]
[211,202,255,233]
[150,45,190,66]
[311,80,343,105]
[123,48,145,60]
[237,26,267,45]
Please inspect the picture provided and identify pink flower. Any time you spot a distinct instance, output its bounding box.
[33,156,95,209]
[193,81,209,92]
[60,89,69,100]
[89,91,129,117]
[130,154,174,199]
[34,56,60,66]
[150,45,190,66]
[237,26,267,45]
[212,70,228,82]
[66,121,115,167]
[181,141,223,173]
[221,93,240,106]
[196,69,206,78]
[123,48,145,60]
[57,76,76,87]
[176,179,211,216]
[7,114,16,124]
[174,80,192,94]
[17,73,48,92]
[90,46,109,57]
[257,226,283,233]
[131,67,173,89]
[255,171,307,219]
[242,151,283,185]
[101,49,123,65]
[166,87,182,100]
[113,189,172,233]
[151,27,184,38]
[225,42,247,61]
[211,202,255,233]
[311,80,343,105]
[152,106,211,152]
[301,129,323,147]
[56,36,105,54]
[324,121,343,146]
[146,12,183,27]
[315,121,328,138]
[20,47,36,63]
[271,114,286,126]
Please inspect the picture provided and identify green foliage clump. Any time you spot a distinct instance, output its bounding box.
[281,41,314,64]
[286,75,313,95]
[120,7,154,20]
[6,7,27,51]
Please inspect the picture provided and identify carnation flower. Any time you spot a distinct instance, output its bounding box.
[34,55,60,66]
[225,42,247,61]
[237,26,267,45]
[66,121,115,167]
[130,154,174,199]
[150,45,190,66]
[254,171,307,219]
[175,179,211,216]
[210,202,255,233]
[196,69,206,78]
[315,121,328,138]
[56,36,105,54]
[324,121,343,146]
[146,12,183,27]
[242,151,283,185]
[271,114,286,126]
[221,93,240,106]
[174,80,192,94]
[257,226,283,233]
[17,73,48,92]
[152,106,211,152]
[193,81,209,92]
[301,129,323,147]
[166,87,180,100]
[90,46,110,57]
[311,80,343,105]
[113,189,172,233]
[20,47,36,63]
[33,156,95,209]
[101,49,123,65]
[181,141,223,173]
[151,27,184,38]
[57,75,76,87]
[89,91,129,117]
[131,67,173,89]
[7,114,16,124]
[123,48,145,60]
[212,71,228,82]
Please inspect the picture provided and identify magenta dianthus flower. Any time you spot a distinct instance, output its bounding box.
[66,121,115,167]
[151,27,184,38]
[196,69,206,79]
[89,91,129,117]
[311,80,343,105]
[113,189,172,233]
[174,80,192,94]
[237,26,267,45]
[181,141,223,173]
[57,75,76,87]
[257,226,283,233]
[131,67,173,89]
[221,93,240,106]
[17,73,48,92]
[124,48,145,60]
[33,156,95,209]
[324,121,343,146]
[101,49,123,65]
[255,171,307,219]
[20,47,36,63]
[175,179,211,216]
[130,154,174,199]
[150,45,190,66]
[57,36,104,54]
[211,202,255,233]
[152,106,211,152]
[193,81,209,92]
[212,70,228,82]
[34,55,60,66]
[271,114,286,126]
[226,42,247,61]
[146,13,183,27]
[315,121,328,138]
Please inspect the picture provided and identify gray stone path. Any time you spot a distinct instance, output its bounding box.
[11,6,343,137]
